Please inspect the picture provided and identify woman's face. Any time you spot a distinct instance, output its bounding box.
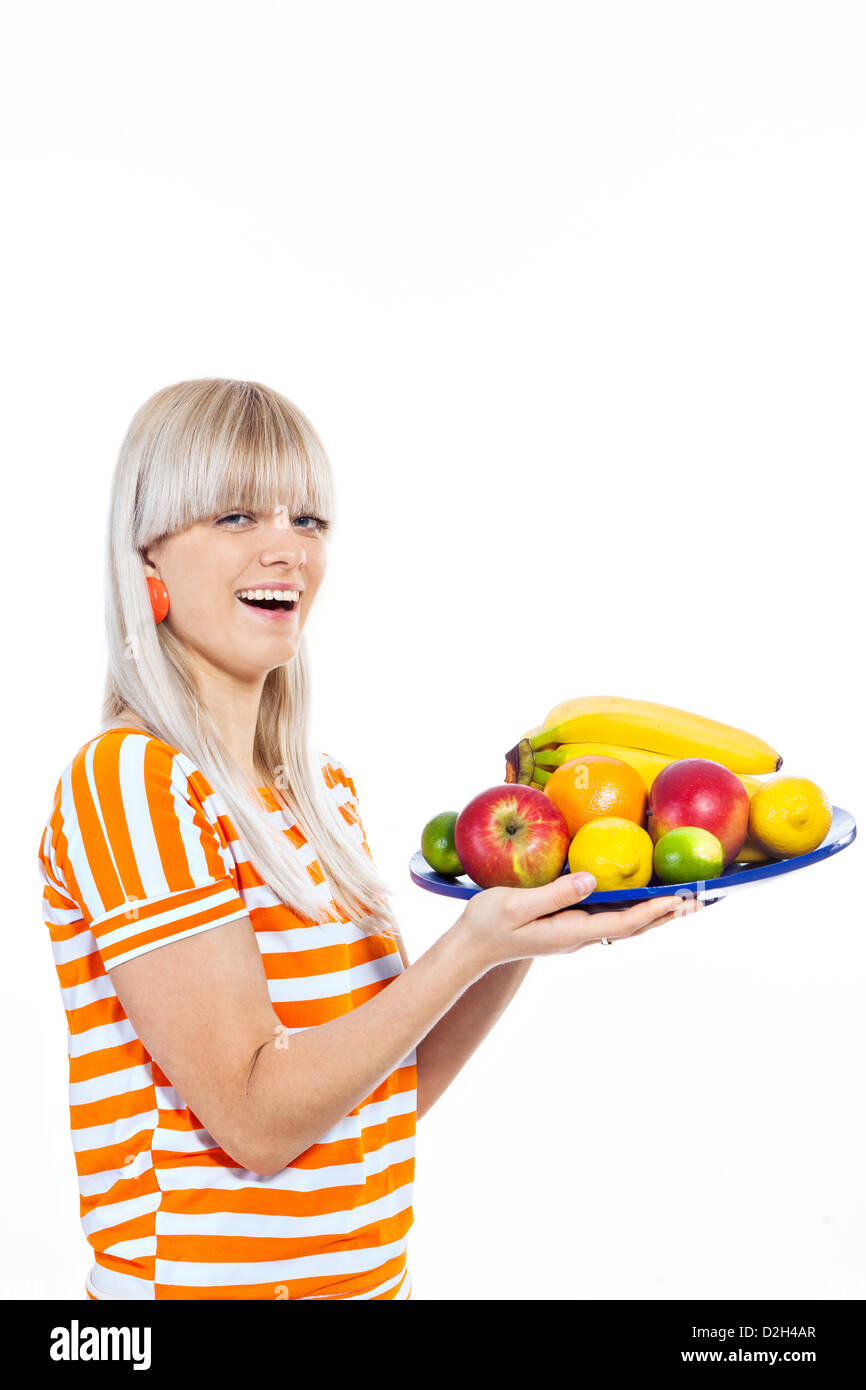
[144,503,327,684]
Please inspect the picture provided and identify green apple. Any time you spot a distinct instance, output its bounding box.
[652,826,724,884]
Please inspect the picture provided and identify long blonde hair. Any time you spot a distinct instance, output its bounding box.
[101,377,398,940]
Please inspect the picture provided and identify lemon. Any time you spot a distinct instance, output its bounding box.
[420,812,464,877]
[748,777,832,857]
[567,816,654,891]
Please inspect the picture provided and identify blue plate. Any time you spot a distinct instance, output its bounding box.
[409,804,856,909]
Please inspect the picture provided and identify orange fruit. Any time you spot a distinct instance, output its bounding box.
[543,754,648,837]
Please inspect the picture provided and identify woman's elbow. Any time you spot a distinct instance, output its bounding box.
[225,1129,286,1178]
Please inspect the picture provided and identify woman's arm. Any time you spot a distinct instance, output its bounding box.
[411,958,533,1120]
[109,879,695,1177]
[391,922,534,1119]
[390,892,699,1121]
[108,910,490,1177]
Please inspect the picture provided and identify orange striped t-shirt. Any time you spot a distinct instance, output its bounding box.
[36,728,416,1301]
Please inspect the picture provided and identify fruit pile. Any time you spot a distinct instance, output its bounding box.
[420,696,834,891]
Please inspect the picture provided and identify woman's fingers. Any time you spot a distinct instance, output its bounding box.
[607,895,688,934]
[586,894,704,944]
[468,876,706,964]
[625,897,704,937]
[541,894,703,955]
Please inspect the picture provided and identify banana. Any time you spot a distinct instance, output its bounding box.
[511,745,779,865]
[530,744,771,801]
[731,773,780,864]
[738,773,767,799]
[531,696,782,775]
[521,724,558,751]
[532,742,674,792]
[731,835,773,865]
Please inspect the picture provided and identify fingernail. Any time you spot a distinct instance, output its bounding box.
[572,873,597,893]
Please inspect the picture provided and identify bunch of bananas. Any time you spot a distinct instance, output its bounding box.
[504,695,784,865]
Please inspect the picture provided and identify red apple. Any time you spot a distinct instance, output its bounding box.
[647,758,749,867]
[454,784,570,888]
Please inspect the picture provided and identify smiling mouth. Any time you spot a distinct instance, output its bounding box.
[236,594,298,612]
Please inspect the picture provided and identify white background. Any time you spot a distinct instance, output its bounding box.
[3,0,864,1300]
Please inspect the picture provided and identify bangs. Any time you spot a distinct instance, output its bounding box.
[198,455,332,531]
[132,380,336,547]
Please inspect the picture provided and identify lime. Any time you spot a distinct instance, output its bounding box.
[421,812,464,877]
[653,826,724,884]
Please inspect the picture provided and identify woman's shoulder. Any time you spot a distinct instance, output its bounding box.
[37,728,213,893]
[315,751,372,857]
[88,722,176,747]
[66,725,186,779]
[45,727,202,834]
[316,749,357,800]
[52,729,355,816]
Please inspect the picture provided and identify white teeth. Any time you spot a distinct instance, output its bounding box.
[236,588,300,602]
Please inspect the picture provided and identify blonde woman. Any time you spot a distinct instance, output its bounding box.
[36,378,702,1302]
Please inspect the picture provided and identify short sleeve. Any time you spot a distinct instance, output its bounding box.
[52,732,250,970]
[319,752,374,863]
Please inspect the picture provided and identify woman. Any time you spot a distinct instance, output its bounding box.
[36,378,702,1302]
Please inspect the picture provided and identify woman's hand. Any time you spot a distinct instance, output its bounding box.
[454,871,704,971]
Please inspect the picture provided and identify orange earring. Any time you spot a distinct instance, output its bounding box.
[146,576,170,623]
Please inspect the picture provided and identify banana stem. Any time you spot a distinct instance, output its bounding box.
[533,748,571,769]
[532,768,551,787]
[527,723,567,751]
[504,738,537,784]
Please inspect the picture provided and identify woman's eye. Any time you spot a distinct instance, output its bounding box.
[216,512,327,533]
